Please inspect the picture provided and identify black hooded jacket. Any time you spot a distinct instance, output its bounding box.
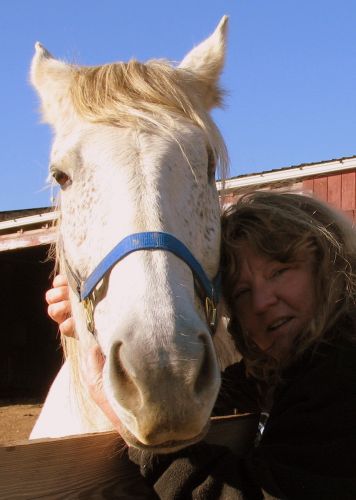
[129,331,356,499]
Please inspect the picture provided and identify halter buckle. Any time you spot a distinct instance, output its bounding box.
[205,296,217,330]
[83,297,95,334]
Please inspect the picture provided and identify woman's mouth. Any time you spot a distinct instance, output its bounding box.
[267,316,292,332]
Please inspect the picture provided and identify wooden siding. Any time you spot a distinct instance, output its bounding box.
[341,172,356,210]
[220,169,356,226]
[303,171,356,224]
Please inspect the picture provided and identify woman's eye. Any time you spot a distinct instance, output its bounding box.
[234,288,249,300]
[272,266,289,278]
[52,170,71,188]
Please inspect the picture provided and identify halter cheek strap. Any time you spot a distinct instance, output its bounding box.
[61,232,221,334]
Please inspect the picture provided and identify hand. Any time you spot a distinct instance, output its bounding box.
[46,274,75,337]
[85,346,123,434]
[46,277,122,433]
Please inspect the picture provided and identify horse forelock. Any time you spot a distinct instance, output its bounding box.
[69,59,228,180]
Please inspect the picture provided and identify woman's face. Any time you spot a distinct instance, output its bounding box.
[232,242,316,360]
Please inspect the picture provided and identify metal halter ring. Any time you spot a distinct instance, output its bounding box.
[83,297,95,334]
[205,296,217,329]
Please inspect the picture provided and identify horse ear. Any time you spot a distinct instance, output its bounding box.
[30,43,74,128]
[179,16,228,110]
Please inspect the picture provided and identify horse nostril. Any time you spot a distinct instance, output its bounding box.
[110,342,142,409]
[113,342,131,383]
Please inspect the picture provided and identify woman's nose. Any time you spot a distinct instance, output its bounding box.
[252,284,278,313]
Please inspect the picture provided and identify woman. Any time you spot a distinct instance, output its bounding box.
[46,191,356,499]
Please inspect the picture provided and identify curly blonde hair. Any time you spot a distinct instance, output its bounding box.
[221,191,356,383]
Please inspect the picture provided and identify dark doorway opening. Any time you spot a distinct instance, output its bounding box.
[0,245,63,401]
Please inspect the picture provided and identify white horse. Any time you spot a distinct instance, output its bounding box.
[30,16,237,452]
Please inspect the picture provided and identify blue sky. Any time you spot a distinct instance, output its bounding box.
[1,0,356,210]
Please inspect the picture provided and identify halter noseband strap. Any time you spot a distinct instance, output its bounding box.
[61,232,220,334]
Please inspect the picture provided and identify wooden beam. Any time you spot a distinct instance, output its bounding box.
[0,431,148,499]
[0,227,56,252]
[0,414,258,499]
[0,212,58,232]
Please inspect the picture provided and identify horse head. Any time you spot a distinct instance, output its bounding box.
[31,17,230,452]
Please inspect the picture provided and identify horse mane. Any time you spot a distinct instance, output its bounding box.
[69,59,228,179]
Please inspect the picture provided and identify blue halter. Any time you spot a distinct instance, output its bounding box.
[62,231,220,334]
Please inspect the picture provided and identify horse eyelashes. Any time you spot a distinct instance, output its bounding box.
[51,169,72,188]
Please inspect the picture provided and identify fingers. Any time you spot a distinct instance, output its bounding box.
[46,274,75,337]
[52,274,69,287]
[48,301,76,337]
[59,317,76,338]
[86,345,106,377]
[47,300,71,324]
[46,274,69,302]
[85,346,122,433]
[46,285,69,305]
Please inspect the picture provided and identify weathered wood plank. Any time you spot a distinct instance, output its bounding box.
[341,171,356,210]
[0,431,149,499]
[327,174,342,208]
[313,176,328,201]
[302,178,314,194]
[0,228,56,252]
[343,210,354,222]
[0,414,258,499]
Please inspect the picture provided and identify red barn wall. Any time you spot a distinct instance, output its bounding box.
[303,171,356,224]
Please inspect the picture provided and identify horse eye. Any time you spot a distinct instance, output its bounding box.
[52,169,71,188]
[207,148,216,182]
